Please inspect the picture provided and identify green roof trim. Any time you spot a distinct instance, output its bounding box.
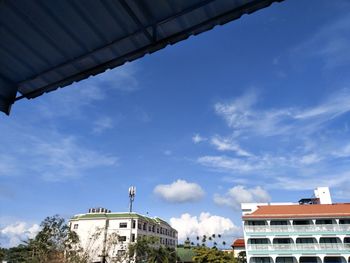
[70,213,174,228]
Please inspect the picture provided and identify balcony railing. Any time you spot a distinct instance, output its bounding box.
[247,243,350,251]
[245,224,350,233]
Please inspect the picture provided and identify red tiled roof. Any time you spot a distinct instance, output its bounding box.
[243,203,350,219]
[231,238,245,248]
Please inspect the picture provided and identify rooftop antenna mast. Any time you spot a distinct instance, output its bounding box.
[128,186,136,213]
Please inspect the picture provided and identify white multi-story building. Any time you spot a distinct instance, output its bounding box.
[70,208,178,263]
[241,187,350,263]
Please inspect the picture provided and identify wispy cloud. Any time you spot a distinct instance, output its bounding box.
[92,116,115,134]
[30,136,118,181]
[34,63,140,119]
[196,90,350,200]
[0,121,118,181]
[214,90,350,137]
[293,14,350,69]
[154,180,204,203]
[192,134,207,144]
[210,136,252,157]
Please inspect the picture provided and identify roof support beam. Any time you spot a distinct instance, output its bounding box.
[118,0,154,43]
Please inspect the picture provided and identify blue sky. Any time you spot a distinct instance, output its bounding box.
[2,0,350,247]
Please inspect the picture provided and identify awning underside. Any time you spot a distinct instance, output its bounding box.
[0,0,283,115]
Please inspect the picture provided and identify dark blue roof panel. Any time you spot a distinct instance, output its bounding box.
[0,0,283,115]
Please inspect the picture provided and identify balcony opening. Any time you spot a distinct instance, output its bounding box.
[320,237,341,243]
[246,220,267,226]
[250,257,273,263]
[273,238,293,250]
[339,219,350,224]
[293,220,313,225]
[344,237,350,244]
[270,220,289,225]
[299,257,321,263]
[324,256,346,263]
[248,238,270,244]
[296,237,317,249]
[273,238,293,244]
[320,237,342,249]
[276,257,297,263]
[296,237,317,244]
[315,219,335,225]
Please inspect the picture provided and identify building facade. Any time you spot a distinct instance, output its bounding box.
[241,187,350,263]
[70,208,178,263]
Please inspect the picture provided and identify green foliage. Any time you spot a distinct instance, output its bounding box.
[193,247,235,263]
[2,215,82,263]
[3,244,33,263]
[0,247,6,261]
[237,251,247,263]
[128,236,177,263]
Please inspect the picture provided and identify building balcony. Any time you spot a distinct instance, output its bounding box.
[245,224,350,234]
[247,243,350,253]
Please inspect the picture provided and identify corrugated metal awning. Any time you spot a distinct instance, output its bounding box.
[0,0,283,115]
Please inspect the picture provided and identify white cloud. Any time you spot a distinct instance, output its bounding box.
[154,180,204,203]
[214,185,270,210]
[210,136,251,157]
[170,212,241,242]
[192,134,207,144]
[0,222,40,248]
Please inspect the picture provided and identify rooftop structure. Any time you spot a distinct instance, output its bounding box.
[231,238,246,258]
[241,187,350,263]
[70,207,177,263]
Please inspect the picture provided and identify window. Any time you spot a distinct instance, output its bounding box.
[131,234,135,242]
[157,228,159,233]
[138,223,141,229]
[117,250,126,256]
[119,222,127,228]
[143,223,147,230]
[132,220,136,229]
[118,236,127,242]
[73,224,78,230]
[149,225,152,231]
